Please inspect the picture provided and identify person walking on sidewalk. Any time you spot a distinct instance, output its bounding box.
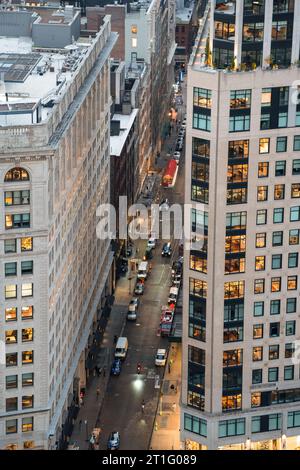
[141,400,145,413]
[96,387,100,399]
[79,419,82,431]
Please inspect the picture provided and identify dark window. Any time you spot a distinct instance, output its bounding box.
[276,137,287,152]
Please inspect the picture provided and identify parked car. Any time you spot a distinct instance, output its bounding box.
[181,122,186,129]
[159,199,170,211]
[172,273,182,287]
[134,282,145,295]
[143,246,153,260]
[107,431,120,450]
[147,238,156,249]
[162,242,172,257]
[129,297,140,309]
[155,349,167,367]
[110,359,122,376]
[176,141,183,151]
[127,302,138,321]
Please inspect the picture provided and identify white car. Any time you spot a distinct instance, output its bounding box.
[173,151,181,160]
[155,349,167,366]
[159,199,170,211]
[147,238,156,249]
[181,123,186,129]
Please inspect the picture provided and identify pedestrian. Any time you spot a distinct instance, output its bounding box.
[141,400,145,413]
[79,419,82,431]
[96,387,100,399]
[114,335,118,344]
[168,362,171,374]
[103,366,106,377]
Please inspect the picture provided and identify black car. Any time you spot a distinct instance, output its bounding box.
[161,242,172,257]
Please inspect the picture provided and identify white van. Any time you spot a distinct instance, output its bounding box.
[168,286,178,305]
[115,337,128,360]
[137,261,149,280]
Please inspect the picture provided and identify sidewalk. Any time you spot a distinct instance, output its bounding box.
[68,274,131,450]
[149,343,182,450]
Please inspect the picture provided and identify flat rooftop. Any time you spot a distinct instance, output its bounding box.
[0,36,91,125]
[110,109,138,156]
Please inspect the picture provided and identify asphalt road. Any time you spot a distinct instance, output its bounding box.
[98,84,186,451]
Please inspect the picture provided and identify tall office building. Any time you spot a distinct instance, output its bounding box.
[181,0,300,450]
[0,6,116,450]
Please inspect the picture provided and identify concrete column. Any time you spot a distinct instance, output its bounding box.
[262,0,273,66]
[291,1,300,64]
[234,0,243,67]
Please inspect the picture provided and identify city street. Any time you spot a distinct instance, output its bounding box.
[70,76,186,451]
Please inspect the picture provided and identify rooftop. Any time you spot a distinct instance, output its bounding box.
[176,0,195,23]
[110,109,138,156]
[0,36,91,126]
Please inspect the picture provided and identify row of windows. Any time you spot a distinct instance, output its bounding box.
[6,351,34,367]
[252,365,296,386]
[5,261,33,276]
[5,306,33,322]
[4,190,30,206]
[6,395,34,412]
[5,284,33,299]
[257,184,300,201]
[253,321,296,339]
[6,373,34,389]
[259,135,300,153]
[257,160,300,177]
[4,237,33,253]
[254,299,296,317]
[256,229,299,247]
[5,328,33,344]
[254,253,298,271]
[256,206,300,224]
[5,214,30,230]
[6,417,33,434]
[252,339,296,362]
[254,276,297,294]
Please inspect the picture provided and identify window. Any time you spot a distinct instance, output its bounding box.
[285,343,295,358]
[253,346,263,361]
[254,279,265,294]
[284,365,294,381]
[21,261,33,275]
[21,237,33,252]
[6,419,17,434]
[224,281,245,299]
[294,136,300,151]
[288,253,298,268]
[6,397,17,412]
[288,411,300,429]
[273,208,284,223]
[292,160,300,175]
[256,233,266,248]
[258,162,269,177]
[230,90,251,109]
[218,419,245,438]
[259,138,270,154]
[21,283,33,297]
[131,37,137,48]
[5,284,17,299]
[252,414,281,433]
[22,351,33,365]
[253,324,263,339]
[270,322,280,337]
[269,344,279,360]
[276,137,287,152]
[257,186,268,201]
[21,306,33,320]
[256,209,267,225]
[272,254,282,269]
[193,112,211,131]
[226,212,247,230]
[22,417,33,432]
[4,239,16,253]
[190,255,207,274]
[268,367,278,382]
[275,161,286,176]
[254,301,264,317]
[260,113,270,130]
[261,88,271,107]
[6,353,17,367]
[227,164,248,183]
[223,349,243,366]
[215,21,235,40]
[225,235,246,253]
[228,140,249,159]
[193,138,210,158]
[289,229,299,245]
[286,320,296,336]
[22,395,33,409]
[227,187,248,204]
[278,112,288,128]
[291,184,300,198]
[22,328,33,343]
[4,167,29,182]
[4,190,30,206]
[272,20,289,40]
[5,307,17,322]
[287,298,296,314]
[287,276,297,290]
[251,392,261,408]
[252,369,262,384]
[5,262,17,276]
[22,373,34,387]
[224,257,245,274]
[6,375,17,389]
[271,277,281,292]
[255,256,265,271]
[184,413,207,437]
[193,88,212,108]
[272,231,283,246]
[5,330,17,344]
[5,213,30,229]
[274,184,285,200]
[229,115,250,132]
[270,300,280,315]
[290,206,300,221]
